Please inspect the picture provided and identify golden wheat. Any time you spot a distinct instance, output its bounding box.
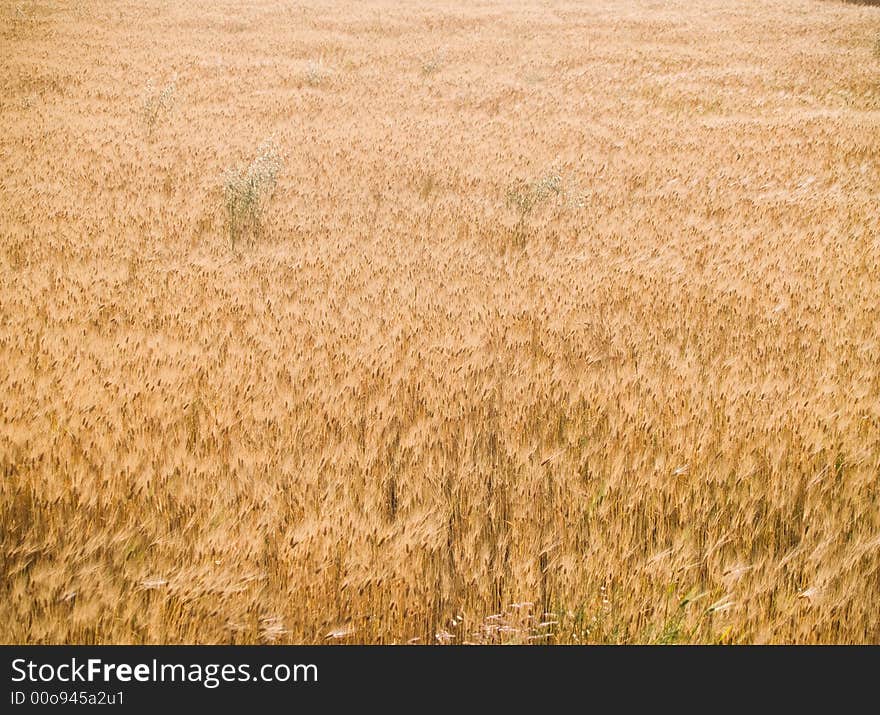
[2,0,879,644]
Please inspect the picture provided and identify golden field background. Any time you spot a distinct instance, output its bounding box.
[2,0,879,644]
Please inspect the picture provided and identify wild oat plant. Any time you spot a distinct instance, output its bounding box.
[419,49,446,76]
[304,59,332,86]
[141,75,177,136]
[505,170,564,246]
[11,2,33,34]
[223,139,282,249]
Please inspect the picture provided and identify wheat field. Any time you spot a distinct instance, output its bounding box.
[2,0,879,644]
